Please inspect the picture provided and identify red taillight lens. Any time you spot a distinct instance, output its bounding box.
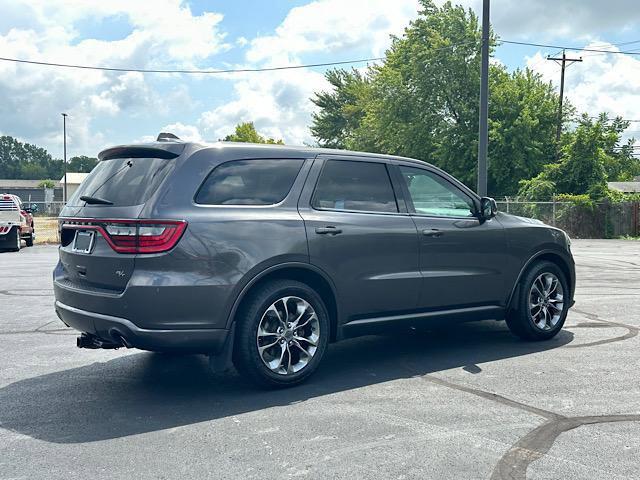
[136,223,186,254]
[61,219,187,254]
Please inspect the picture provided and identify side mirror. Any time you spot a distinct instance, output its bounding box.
[479,197,497,220]
[24,208,32,214]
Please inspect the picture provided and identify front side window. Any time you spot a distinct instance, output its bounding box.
[195,159,304,205]
[312,160,398,213]
[399,166,475,217]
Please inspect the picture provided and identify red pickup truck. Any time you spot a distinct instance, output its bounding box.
[0,194,35,251]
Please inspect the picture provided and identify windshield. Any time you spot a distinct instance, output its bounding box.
[67,157,174,207]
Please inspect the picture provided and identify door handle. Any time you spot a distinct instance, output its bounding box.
[422,229,443,238]
[315,226,342,235]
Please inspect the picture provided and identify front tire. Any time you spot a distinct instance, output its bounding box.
[506,261,569,341]
[233,280,329,388]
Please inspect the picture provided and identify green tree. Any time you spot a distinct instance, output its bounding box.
[310,0,563,196]
[68,155,98,173]
[223,122,284,144]
[0,135,64,179]
[517,116,637,200]
[310,69,369,149]
[38,179,55,189]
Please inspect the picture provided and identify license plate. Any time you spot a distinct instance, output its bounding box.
[73,231,95,254]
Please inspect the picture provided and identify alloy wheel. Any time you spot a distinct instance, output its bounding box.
[256,296,320,375]
[528,272,564,330]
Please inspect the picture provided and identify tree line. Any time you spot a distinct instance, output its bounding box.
[0,135,97,180]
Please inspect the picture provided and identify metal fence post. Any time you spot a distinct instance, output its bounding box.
[552,196,556,227]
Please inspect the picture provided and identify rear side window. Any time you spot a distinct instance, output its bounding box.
[195,159,304,205]
[68,157,174,207]
[312,160,398,213]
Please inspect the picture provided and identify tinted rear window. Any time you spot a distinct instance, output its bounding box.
[311,160,398,213]
[195,159,304,205]
[68,157,173,207]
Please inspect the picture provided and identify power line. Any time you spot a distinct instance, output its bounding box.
[0,55,384,74]
[0,37,637,75]
[500,39,640,55]
[0,41,474,75]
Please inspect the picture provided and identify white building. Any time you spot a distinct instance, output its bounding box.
[59,173,90,200]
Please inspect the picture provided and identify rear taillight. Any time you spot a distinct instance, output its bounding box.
[61,219,187,254]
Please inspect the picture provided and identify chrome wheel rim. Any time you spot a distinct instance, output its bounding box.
[256,296,320,375]
[529,272,564,330]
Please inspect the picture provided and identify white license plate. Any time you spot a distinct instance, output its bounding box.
[72,231,95,254]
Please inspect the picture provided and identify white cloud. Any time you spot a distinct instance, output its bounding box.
[248,0,420,63]
[200,0,421,146]
[0,0,228,154]
[199,68,329,144]
[527,42,640,143]
[434,0,640,41]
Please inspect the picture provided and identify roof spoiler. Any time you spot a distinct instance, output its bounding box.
[98,143,185,161]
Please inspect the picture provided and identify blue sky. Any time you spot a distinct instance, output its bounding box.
[1,0,639,159]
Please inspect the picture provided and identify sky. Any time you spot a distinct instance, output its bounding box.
[1,0,639,159]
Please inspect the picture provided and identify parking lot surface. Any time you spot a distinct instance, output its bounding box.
[0,240,638,479]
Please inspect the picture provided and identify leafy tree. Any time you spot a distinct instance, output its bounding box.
[38,179,55,189]
[68,155,98,173]
[310,0,563,196]
[310,69,369,149]
[517,116,637,200]
[223,122,284,144]
[0,135,64,179]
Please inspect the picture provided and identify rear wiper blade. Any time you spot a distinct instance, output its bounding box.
[80,195,113,205]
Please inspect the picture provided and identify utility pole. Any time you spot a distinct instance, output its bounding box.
[477,0,490,197]
[62,113,68,203]
[547,50,582,157]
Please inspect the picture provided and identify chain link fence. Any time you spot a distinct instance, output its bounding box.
[497,199,640,238]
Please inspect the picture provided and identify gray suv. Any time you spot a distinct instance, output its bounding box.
[54,135,575,387]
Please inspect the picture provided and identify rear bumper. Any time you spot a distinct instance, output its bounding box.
[55,301,229,354]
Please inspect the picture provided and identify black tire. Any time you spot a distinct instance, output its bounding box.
[506,260,569,341]
[10,227,21,252]
[25,226,34,247]
[233,279,329,388]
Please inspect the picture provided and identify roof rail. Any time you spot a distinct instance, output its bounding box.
[157,132,181,142]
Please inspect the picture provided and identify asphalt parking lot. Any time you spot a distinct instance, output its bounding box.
[0,241,638,479]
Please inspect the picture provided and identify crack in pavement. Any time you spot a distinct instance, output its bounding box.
[490,415,640,480]
[403,307,639,480]
[564,308,639,348]
[0,320,73,336]
[405,371,640,480]
[0,289,54,297]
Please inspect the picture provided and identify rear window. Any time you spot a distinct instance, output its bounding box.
[195,159,304,205]
[68,157,174,207]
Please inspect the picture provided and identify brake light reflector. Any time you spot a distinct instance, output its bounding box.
[60,219,187,254]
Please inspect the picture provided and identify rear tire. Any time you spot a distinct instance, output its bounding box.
[233,280,329,388]
[506,261,569,341]
[25,226,34,247]
[10,227,21,252]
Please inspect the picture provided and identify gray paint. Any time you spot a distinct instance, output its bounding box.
[53,141,576,354]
